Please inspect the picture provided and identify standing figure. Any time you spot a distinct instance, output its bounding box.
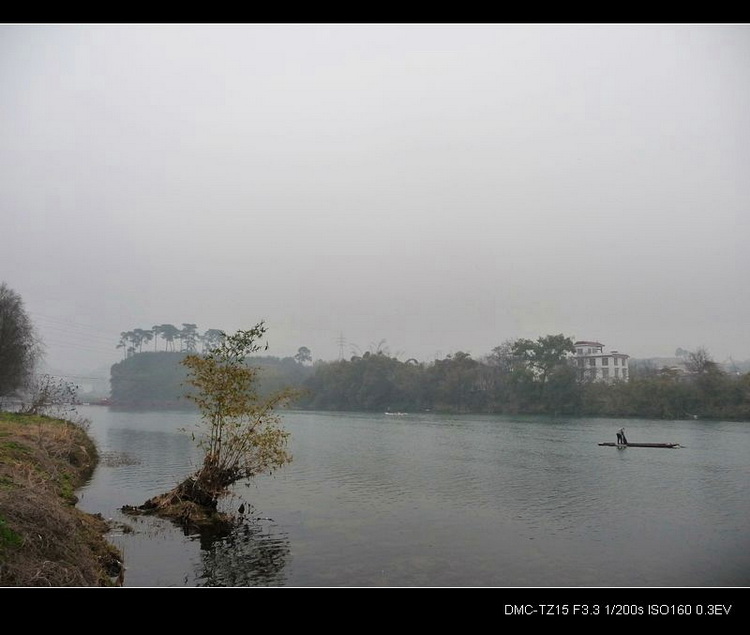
[617,427,628,445]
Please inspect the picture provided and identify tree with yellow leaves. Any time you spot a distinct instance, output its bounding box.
[124,322,297,531]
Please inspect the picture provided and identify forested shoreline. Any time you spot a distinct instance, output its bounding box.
[109,344,750,421]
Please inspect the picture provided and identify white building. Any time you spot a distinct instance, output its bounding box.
[573,340,630,383]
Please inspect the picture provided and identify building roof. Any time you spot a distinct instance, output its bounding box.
[574,341,604,347]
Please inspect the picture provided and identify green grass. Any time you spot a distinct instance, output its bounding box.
[0,515,22,553]
[58,473,75,501]
[0,412,43,424]
[0,440,32,461]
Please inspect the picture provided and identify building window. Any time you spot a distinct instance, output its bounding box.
[614,357,619,365]
[577,358,584,367]
[615,368,620,378]
[603,368,609,379]
[602,357,609,366]
[589,357,596,366]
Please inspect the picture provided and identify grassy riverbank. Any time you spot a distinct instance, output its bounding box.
[0,411,123,586]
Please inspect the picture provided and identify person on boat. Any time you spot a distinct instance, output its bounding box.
[617,427,628,445]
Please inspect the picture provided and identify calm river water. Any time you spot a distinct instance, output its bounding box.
[75,406,750,588]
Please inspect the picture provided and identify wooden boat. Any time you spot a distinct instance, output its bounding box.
[598,442,680,448]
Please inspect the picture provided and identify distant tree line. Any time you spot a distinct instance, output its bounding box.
[297,336,750,420]
[116,324,227,358]
[297,335,581,415]
[109,333,750,420]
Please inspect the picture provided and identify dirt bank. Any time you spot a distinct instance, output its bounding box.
[0,412,124,587]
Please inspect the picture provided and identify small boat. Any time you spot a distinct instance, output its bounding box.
[598,442,681,449]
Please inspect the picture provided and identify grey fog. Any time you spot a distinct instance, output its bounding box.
[1,23,749,382]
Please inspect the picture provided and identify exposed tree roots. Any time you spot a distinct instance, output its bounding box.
[121,475,234,537]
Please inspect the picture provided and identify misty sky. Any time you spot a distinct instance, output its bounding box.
[2,23,749,377]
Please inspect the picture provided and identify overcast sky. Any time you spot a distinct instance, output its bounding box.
[2,23,749,377]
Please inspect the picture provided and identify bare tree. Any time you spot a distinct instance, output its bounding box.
[18,373,82,422]
[685,346,720,375]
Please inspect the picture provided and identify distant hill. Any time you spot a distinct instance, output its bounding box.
[109,351,312,408]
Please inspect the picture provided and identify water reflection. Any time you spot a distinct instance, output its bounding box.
[197,516,291,587]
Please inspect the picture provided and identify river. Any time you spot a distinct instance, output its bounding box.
[74,406,750,588]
